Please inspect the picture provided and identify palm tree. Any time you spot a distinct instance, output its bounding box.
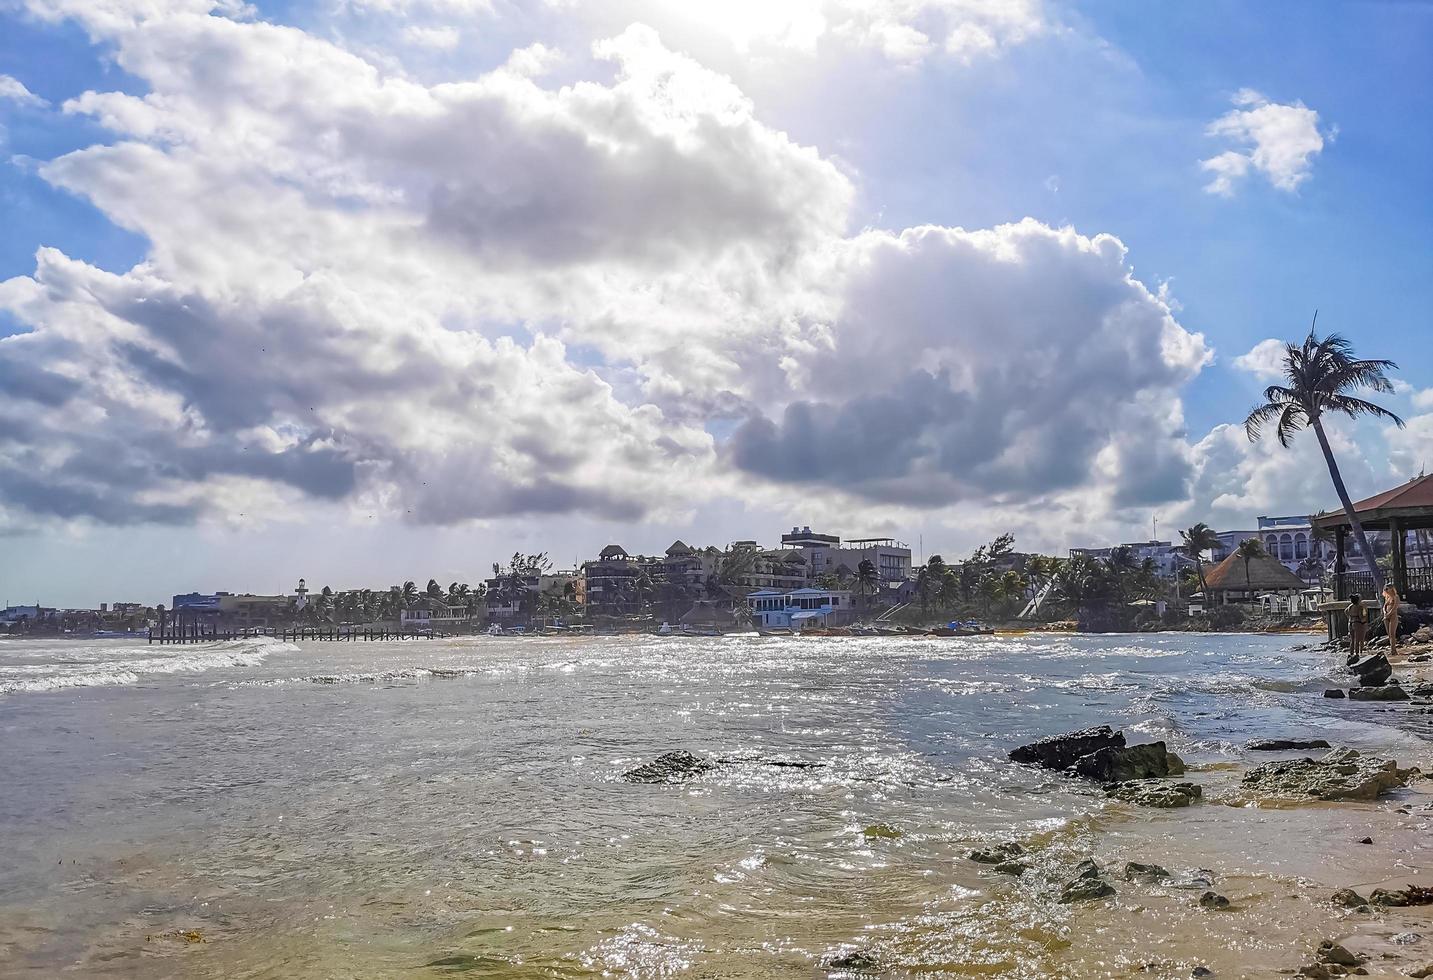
[856,558,878,612]
[401,581,419,609]
[1179,523,1220,597]
[1244,329,1403,593]
[1236,538,1265,600]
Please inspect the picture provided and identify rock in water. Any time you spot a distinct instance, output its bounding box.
[1056,858,1116,903]
[1241,747,1415,801]
[1315,941,1361,967]
[1330,888,1367,908]
[1124,861,1171,883]
[1198,891,1231,909]
[1323,689,1346,699]
[1348,653,1392,686]
[1349,685,1410,701]
[621,750,717,784]
[1072,741,1177,781]
[1105,780,1202,808]
[1009,726,1125,771]
[969,842,1025,865]
[1246,738,1332,751]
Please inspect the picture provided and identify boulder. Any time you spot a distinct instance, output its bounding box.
[1350,685,1410,701]
[1009,725,1125,771]
[1324,689,1346,699]
[1370,885,1433,907]
[1059,876,1115,903]
[1073,741,1177,781]
[1246,738,1333,751]
[1414,684,1433,698]
[1198,891,1231,910]
[621,750,717,784]
[822,949,877,971]
[1241,747,1415,801]
[1349,654,1392,686]
[1331,888,1367,908]
[1123,861,1171,883]
[994,860,1029,876]
[969,842,1024,864]
[1105,780,1202,808]
[1317,942,1361,967]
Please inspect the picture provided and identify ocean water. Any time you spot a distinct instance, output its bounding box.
[2,631,1433,978]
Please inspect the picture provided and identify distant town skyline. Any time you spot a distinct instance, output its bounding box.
[2,0,1431,606]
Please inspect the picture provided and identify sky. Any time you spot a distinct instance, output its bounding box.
[0,0,1430,607]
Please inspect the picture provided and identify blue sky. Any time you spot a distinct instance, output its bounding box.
[1,0,1430,606]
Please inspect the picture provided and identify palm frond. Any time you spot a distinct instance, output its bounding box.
[1322,394,1406,428]
[1275,403,1307,448]
[1245,401,1287,441]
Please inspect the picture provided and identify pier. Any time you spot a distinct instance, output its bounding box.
[148,614,434,644]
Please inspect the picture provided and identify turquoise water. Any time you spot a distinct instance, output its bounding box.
[1,632,1430,977]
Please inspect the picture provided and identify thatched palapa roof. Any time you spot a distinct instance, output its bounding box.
[1203,551,1305,593]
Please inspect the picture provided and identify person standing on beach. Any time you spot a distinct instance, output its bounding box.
[1383,583,1402,658]
[1348,594,1367,657]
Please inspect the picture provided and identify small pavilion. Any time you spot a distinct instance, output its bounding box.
[1202,551,1307,605]
[1311,473,1433,606]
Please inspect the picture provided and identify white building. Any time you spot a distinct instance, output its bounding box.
[400,601,473,629]
[1069,540,1190,579]
[779,527,912,583]
[747,587,854,629]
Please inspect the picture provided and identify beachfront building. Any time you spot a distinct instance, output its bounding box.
[779,526,913,583]
[1312,473,1433,606]
[1069,540,1191,579]
[583,545,661,617]
[746,587,854,629]
[399,601,472,630]
[1201,551,1307,606]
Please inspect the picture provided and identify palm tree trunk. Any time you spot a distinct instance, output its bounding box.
[1311,417,1386,594]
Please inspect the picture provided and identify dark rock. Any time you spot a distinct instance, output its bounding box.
[1348,654,1392,686]
[1198,891,1231,909]
[1413,684,1433,697]
[1246,738,1332,751]
[969,842,1024,864]
[1324,689,1346,698]
[1124,861,1172,883]
[1241,747,1416,801]
[994,860,1029,876]
[1331,887,1367,908]
[1105,780,1202,808]
[1357,837,1372,845]
[1059,876,1115,904]
[621,750,717,784]
[1070,858,1101,881]
[1009,725,1125,771]
[822,949,877,971]
[1317,941,1361,966]
[1349,685,1410,701]
[1192,968,1214,978]
[1073,741,1177,781]
[1370,885,1433,907]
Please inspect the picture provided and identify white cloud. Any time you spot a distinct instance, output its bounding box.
[1232,338,1288,380]
[0,74,48,107]
[1,0,1213,539]
[401,24,460,49]
[1202,89,1327,196]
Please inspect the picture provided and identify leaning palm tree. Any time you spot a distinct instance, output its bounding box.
[1236,537,1265,600]
[1244,328,1403,594]
[1179,523,1220,597]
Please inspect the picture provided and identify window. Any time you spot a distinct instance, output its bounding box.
[831,596,840,606]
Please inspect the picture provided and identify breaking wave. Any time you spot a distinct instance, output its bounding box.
[0,636,292,696]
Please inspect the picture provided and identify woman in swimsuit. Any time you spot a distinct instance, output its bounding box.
[1383,583,1401,658]
[1348,593,1367,658]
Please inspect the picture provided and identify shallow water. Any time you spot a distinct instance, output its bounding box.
[3,631,1433,978]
